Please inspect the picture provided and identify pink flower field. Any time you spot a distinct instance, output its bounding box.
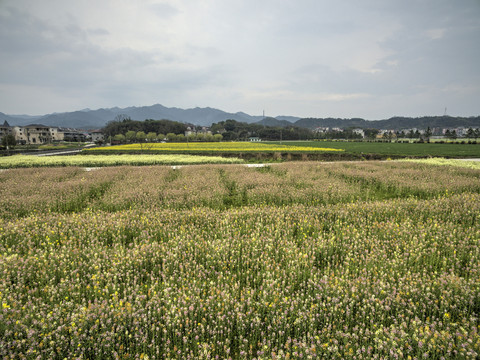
[0,161,479,359]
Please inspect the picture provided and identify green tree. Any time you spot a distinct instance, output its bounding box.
[424,127,432,141]
[187,133,196,142]
[364,129,379,140]
[1,134,16,154]
[445,129,457,140]
[136,131,146,142]
[176,134,185,142]
[196,133,205,141]
[113,134,126,142]
[205,133,214,142]
[213,133,223,142]
[166,133,176,141]
[125,130,136,143]
[157,133,165,141]
[224,120,236,132]
[222,131,238,141]
[102,118,186,138]
[466,128,475,139]
[146,132,157,142]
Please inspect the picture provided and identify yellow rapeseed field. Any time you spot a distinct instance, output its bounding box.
[86,141,344,153]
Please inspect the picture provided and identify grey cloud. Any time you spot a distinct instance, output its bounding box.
[1,0,479,117]
[288,64,383,97]
[0,6,180,89]
[0,7,56,56]
[377,17,480,92]
[0,7,106,59]
[87,28,110,36]
[0,3,230,109]
[148,2,179,19]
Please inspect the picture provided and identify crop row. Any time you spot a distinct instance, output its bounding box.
[0,154,244,169]
[1,161,479,219]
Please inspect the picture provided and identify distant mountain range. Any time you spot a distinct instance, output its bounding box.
[0,104,478,130]
[0,104,299,129]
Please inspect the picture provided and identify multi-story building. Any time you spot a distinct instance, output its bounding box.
[50,127,65,141]
[61,128,88,142]
[3,124,95,145]
[20,124,52,144]
[352,129,365,138]
[12,126,28,145]
[90,130,104,143]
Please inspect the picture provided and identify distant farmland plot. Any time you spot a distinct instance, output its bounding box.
[85,141,344,153]
[269,140,480,158]
[86,140,480,160]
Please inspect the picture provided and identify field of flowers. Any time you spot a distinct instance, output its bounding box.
[399,157,480,170]
[1,161,479,359]
[85,142,344,154]
[0,154,244,169]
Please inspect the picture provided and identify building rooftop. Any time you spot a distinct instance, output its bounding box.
[24,124,50,128]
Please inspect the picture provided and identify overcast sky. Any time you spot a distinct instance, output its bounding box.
[1,0,479,119]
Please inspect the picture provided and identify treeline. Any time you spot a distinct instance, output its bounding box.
[380,116,480,130]
[103,118,317,142]
[102,117,480,143]
[111,131,223,143]
[211,119,315,141]
[103,118,187,138]
[295,115,480,130]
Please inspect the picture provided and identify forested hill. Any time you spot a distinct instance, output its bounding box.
[294,116,480,130]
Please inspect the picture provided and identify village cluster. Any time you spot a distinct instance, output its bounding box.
[0,121,104,145]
